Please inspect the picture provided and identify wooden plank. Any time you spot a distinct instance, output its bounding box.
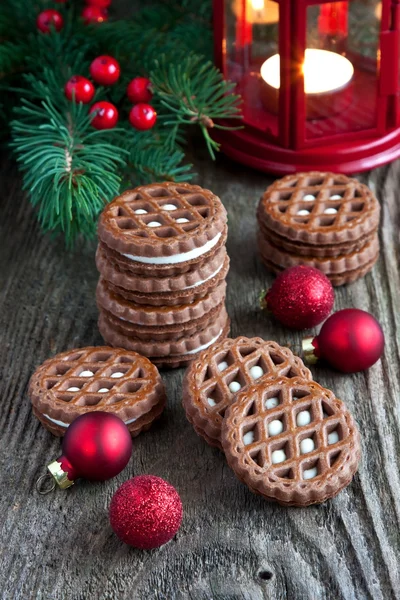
[0,148,399,599]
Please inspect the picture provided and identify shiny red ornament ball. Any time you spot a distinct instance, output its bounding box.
[85,0,111,7]
[110,475,183,549]
[89,101,118,129]
[304,308,385,373]
[81,6,108,24]
[126,77,153,104]
[90,56,120,85]
[129,103,157,130]
[263,265,334,329]
[58,412,132,483]
[64,76,95,104]
[36,9,64,33]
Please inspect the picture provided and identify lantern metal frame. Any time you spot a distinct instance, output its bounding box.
[213,0,400,174]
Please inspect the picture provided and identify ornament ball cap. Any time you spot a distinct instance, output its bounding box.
[302,336,319,365]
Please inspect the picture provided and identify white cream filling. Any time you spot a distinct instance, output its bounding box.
[183,329,223,356]
[122,232,222,265]
[44,413,137,428]
[183,262,224,290]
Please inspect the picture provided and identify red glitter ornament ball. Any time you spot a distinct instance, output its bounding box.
[126,77,153,104]
[90,55,120,85]
[81,6,108,25]
[89,101,118,129]
[36,9,64,33]
[303,308,385,373]
[64,75,95,104]
[110,475,183,549]
[129,103,157,130]
[58,412,132,483]
[263,265,334,329]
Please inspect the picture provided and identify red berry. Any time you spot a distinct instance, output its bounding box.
[129,104,157,130]
[36,9,64,33]
[81,6,108,24]
[85,0,111,6]
[89,101,118,129]
[90,56,120,86]
[126,77,153,103]
[64,76,95,104]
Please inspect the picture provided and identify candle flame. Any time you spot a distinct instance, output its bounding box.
[261,49,354,95]
[251,0,264,10]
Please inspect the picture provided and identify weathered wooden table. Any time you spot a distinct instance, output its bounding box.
[1,143,400,599]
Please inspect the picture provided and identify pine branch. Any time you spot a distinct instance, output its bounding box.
[151,54,242,158]
[3,0,243,245]
[119,128,194,186]
[10,77,126,246]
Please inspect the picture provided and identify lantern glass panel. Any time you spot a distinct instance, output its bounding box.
[226,0,280,139]
[304,0,381,142]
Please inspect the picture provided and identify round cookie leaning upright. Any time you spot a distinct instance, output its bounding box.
[221,376,361,506]
[182,336,312,449]
[97,182,228,279]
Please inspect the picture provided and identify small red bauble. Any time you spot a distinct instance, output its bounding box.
[36,9,64,33]
[81,6,108,24]
[129,103,157,130]
[89,101,118,129]
[110,475,183,549]
[126,77,153,104]
[47,412,132,489]
[85,0,111,7]
[64,75,95,104]
[262,265,334,329]
[90,55,120,85]
[303,308,385,373]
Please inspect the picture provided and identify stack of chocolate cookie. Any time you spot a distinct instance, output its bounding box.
[96,182,230,368]
[257,172,380,286]
[183,336,361,506]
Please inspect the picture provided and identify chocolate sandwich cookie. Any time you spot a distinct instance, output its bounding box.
[103,253,230,307]
[222,376,361,506]
[258,172,380,247]
[96,242,228,295]
[100,300,225,342]
[96,277,226,326]
[260,223,378,258]
[182,337,312,449]
[98,182,227,277]
[258,233,379,286]
[98,306,229,358]
[29,346,166,437]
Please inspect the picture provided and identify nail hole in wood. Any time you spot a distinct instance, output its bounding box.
[259,570,273,581]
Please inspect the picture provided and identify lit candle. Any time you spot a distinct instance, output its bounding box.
[261,49,354,95]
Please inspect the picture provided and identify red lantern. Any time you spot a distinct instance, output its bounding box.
[213,0,400,174]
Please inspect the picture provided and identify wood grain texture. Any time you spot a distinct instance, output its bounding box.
[1,10,400,592]
[0,147,399,600]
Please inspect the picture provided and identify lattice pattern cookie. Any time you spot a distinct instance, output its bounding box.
[98,182,227,262]
[183,337,312,449]
[29,346,166,437]
[222,376,360,506]
[258,172,380,246]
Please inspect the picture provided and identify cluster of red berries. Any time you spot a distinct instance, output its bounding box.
[36,0,110,34]
[64,56,157,131]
